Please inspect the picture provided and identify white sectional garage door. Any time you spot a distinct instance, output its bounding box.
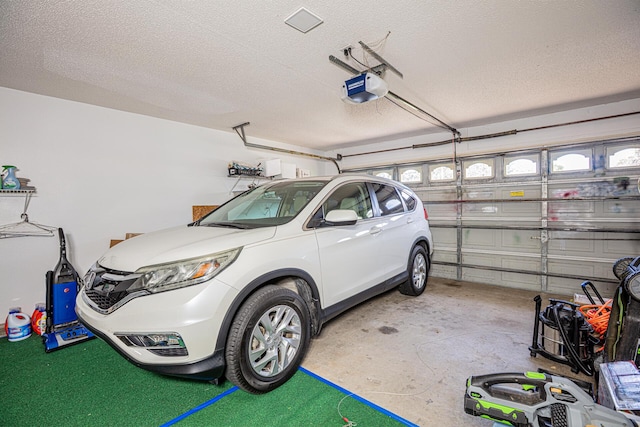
[357,138,640,298]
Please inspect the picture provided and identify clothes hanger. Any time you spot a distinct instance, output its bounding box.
[0,191,56,238]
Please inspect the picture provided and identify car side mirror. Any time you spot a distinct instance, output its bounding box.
[324,209,358,226]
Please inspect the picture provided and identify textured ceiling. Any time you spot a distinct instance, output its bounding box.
[1,0,639,150]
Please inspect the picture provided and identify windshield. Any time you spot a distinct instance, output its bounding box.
[198,180,328,228]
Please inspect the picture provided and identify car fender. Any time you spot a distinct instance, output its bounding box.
[214,268,322,352]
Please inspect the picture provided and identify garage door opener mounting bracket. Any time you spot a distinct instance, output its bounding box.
[232,122,342,173]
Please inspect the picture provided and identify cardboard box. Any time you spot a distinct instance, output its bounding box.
[598,361,640,415]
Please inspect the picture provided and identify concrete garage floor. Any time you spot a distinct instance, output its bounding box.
[303,277,592,426]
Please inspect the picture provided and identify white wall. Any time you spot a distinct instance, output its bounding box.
[0,87,327,318]
[330,98,640,170]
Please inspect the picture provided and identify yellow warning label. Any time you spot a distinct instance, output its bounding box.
[510,191,525,197]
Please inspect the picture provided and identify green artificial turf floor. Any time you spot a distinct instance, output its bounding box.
[0,334,416,426]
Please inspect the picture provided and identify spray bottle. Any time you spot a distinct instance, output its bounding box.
[1,165,21,190]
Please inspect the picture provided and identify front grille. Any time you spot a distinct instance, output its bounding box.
[85,290,127,311]
[83,267,145,314]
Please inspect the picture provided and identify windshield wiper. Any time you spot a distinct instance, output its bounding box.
[201,222,250,229]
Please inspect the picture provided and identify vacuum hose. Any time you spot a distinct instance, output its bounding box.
[551,303,594,376]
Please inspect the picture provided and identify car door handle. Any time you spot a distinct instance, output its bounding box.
[407,218,414,224]
[369,226,382,235]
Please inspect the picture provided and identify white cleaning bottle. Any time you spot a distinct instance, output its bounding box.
[5,308,32,342]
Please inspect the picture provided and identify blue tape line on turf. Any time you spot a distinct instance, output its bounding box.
[159,386,239,427]
[299,366,419,427]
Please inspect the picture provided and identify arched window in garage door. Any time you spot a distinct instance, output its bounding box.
[373,169,393,180]
[463,158,494,179]
[399,166,423,184]
[428,163,455,182]
[550,149,591,173]
[504,154,539,177]
[607,146,640,169]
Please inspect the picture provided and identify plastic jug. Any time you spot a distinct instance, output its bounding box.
[5,308,32,341]
[31,303,47,336]
[2,165,21,190]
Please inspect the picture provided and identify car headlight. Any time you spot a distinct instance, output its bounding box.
[129,248,242,293]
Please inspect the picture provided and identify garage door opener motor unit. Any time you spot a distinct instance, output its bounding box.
[43,228,94,352]
[341,72,388,104]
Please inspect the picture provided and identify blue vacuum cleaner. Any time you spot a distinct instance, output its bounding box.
[43,228,94,352]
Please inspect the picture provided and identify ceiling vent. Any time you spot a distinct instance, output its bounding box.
[284,7,323,33]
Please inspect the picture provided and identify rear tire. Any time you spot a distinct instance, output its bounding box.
[399,245,429,296]
[225,285,310,394]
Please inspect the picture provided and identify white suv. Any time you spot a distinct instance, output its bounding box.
[76,174,433,393]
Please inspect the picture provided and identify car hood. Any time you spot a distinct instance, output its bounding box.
[97,225,276,272]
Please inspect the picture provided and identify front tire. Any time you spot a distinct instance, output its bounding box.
[225,285,310,394]
[399,245,429,296]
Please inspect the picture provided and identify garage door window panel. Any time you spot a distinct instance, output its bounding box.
[504,154,539,177]
[429,163,455,183]
[399,166,423,184]
[463,159,494,180]
[607,145,640,169]
[372,168,394,180]
[550,149,591,173]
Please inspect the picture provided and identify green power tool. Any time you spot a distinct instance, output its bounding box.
[464,371,637,427]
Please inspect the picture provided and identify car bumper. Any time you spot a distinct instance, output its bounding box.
[75,278,238,381]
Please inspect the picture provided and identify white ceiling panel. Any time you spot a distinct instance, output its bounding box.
[1,0,639,150]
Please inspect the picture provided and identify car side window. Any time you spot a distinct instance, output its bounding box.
[281,190,313,217]
[400,189,417,211]
[372,183,404,216]
[326,182,373,220]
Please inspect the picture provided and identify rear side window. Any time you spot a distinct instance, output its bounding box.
[372,183,404,216]
[400,190,417,211]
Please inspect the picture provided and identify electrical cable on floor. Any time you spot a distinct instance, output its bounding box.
[337,388,430,427]
[337,403,357,426]
[338,393,358,426]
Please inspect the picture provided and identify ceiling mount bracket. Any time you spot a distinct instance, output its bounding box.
[232,122,342,173]
[232,122,251,145]
[358,41,403,79]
